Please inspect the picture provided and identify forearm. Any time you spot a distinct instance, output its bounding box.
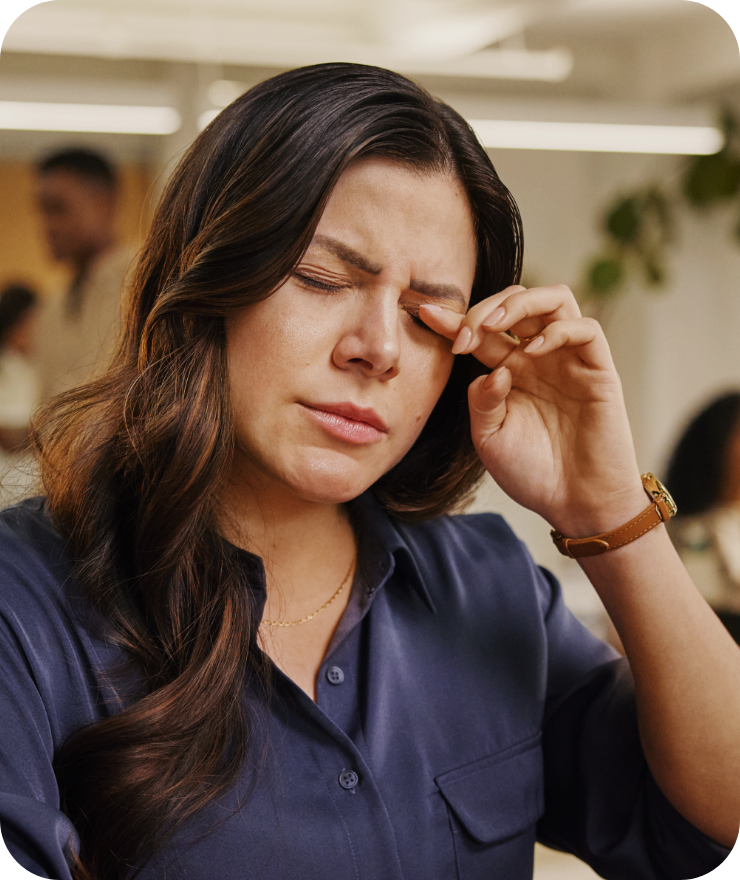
[580,524,740,846]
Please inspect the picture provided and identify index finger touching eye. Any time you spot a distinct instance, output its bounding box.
[417,285,524,348]
[416,303,466,341]
[452,284,581,355]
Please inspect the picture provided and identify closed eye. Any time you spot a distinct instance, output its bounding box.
[401,303,433,331]
[295,272,435,332]
[293,272,347,294]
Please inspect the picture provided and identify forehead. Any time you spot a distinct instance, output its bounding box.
[37,169,101,201]
[311,157,477,303]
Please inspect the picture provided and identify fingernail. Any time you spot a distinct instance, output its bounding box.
[524,336,545,353]
[419,303,443,313]
[482,306,507,329]
[483,365,509,391]
[451,325,472,354]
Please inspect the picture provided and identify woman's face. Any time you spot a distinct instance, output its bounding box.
[226,156,477,506]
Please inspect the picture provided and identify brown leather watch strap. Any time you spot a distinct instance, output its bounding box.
[551,473,677,559]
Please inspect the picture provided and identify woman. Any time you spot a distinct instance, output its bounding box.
[0,64,737,880]
[666,392,740,642]
[0,283,39,450]
[0,283,40,505]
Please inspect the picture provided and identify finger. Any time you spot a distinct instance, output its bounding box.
[417,303,464,341]
[419,303,517,367]
[487,284,581,338]
[520,317,612,368]
[468,365,512,441]
[448,285,524,353]
[454,285,580,355]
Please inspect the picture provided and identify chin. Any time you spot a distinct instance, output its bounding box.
[283,451,386,505]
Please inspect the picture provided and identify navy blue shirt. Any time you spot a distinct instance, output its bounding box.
[0,495,729,879]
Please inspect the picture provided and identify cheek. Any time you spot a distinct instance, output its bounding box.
[403,345,455,426]
[226,298,338,417]
[251,293,343,366]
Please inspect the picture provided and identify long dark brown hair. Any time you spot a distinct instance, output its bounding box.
[33,63,523,879]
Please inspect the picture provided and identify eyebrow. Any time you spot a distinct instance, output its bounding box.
[408,279,467,310]
[312,235,382,275]
[310,234,469,310]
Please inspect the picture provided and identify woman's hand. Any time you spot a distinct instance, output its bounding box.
[420,284,646,537]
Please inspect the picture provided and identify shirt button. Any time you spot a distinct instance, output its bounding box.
[338,770,359,791]
[326,666,345,685]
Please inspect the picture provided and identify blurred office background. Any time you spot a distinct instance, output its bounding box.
[1,3,739,875]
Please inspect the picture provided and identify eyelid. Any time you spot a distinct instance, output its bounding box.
[400,302,433,331]
[293,276,440,332]
[294,271,348,293]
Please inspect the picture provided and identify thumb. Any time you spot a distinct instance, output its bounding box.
[468,366,511,445]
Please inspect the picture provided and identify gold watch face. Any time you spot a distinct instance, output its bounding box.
[641,472,678,518]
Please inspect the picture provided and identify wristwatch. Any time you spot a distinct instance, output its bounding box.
[551,473,677,559]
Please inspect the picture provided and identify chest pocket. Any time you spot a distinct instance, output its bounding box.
[435,735,544,880]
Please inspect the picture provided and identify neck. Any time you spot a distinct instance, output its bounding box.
[218,466,357,597]
[72,234,117,278]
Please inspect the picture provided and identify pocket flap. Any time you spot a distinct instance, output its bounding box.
[435,736,544,845]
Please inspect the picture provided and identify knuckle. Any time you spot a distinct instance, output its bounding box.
[553,283,574,297]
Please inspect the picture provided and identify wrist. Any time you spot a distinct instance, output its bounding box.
[550,484,648,539]
[551,474,677,560]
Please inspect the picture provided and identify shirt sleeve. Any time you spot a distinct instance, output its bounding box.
[0,583,77,880]
[534,566,731,878]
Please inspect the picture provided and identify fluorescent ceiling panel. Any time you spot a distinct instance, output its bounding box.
[199,108,723,155]
[0,101,182,134]
[469,119,724,154]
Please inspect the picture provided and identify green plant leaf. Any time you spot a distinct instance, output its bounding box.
[683,152,740,207]
[641,253,666,287]
[587,256,625,295]
[605,197,642,243]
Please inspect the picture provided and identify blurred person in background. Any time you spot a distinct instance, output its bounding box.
[666,392,740,643]
[0,283,41,505]
[35,148,132,397]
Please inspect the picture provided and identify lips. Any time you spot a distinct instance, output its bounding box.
[307,402,387,432]
[300,402,388,444]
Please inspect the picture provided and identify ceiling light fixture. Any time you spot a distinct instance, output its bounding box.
[0,101,182,134]
[468,119,724,155]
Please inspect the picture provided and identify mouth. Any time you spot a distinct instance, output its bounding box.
[300,402,388,445]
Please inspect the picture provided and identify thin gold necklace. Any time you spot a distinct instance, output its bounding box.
[261,554,356,628]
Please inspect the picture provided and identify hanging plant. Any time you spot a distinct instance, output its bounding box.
[581,109,740,305]
[684,112,740,208]
[584,186,673,300]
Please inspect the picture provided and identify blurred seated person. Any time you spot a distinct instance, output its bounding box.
[666,392,740,643]
[0,283,41,505]
[0,283,40,452]
[35,148,132,397]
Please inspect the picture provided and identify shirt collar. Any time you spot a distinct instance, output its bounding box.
[220,491,437,617]
[350,491,436,615]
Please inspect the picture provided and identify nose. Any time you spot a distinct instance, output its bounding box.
[332,290,401,380]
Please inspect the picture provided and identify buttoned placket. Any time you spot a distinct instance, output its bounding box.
[262,539,409,880]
